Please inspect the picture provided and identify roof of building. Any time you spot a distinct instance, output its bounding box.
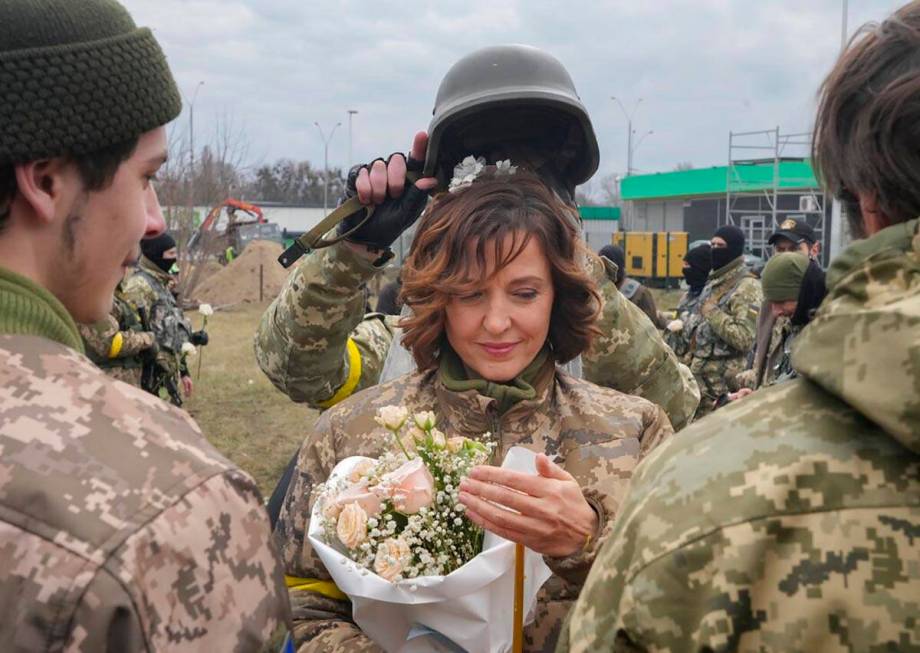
[579,205,621,221]
[621,160,819,201]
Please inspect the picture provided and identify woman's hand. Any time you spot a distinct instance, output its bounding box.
[458,453,597,558]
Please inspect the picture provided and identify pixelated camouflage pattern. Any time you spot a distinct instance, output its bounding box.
[663,290,704,362]
[255,244,700,429]
[78,289,155,387]
[558,218,920,653]
[274,359,672,653]
[687,256,762,416]
[737,316,799,390]
[122,257,193,382]
[0,334,292,651]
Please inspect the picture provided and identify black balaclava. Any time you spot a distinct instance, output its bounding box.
[682,243,712,294]
[711,225,745,270]
[599,244,626,285]
[791,260,827,327]
[141,232,177,274]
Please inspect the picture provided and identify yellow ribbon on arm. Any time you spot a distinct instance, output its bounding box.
[317,337,362,409]
[284,575,347,601]
[108,332,124,359]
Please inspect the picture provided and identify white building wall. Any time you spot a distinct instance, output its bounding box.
[582,219,621,252]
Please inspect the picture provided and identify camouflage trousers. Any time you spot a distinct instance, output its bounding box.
[690,355,746,418]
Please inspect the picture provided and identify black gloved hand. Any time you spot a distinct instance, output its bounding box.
[190,330,209,347]
[337,153,431,251]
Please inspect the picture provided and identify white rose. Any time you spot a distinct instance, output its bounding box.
[375,405,409,431]
[413,410,437,431]
[198,303,214,317]
[181,342,196,356]
[374,537,411,581]
[667,319,684,333]
[336,502,368,549]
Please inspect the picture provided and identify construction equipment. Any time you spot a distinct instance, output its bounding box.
[612,231,688,288]
[187,199,280,262]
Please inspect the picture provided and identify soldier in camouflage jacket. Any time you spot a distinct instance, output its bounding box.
[560,7,920,647]
[0,0,291,648]
[686,239,762,416]
[560,217,920,653]
[78,283,157,386]
[255,242,699,429]
[276,358,671,653]
[122,255,196,404]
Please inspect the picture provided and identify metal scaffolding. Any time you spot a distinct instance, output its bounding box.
[724,127,827,260]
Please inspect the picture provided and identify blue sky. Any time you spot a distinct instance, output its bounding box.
[124,0,904,189]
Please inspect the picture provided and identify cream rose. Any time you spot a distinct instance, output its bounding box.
[446,436,467,453]
[374,537,411,581]
[430,428,447,448]
[381,457,434,514]
[413,410,437,431]
[375,405,409,431]
[336,502,369,549]
[667,319,684,333]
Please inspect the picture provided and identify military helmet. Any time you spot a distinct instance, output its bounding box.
[424,44,600,193]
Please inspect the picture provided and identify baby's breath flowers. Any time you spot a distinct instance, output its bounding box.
[317,406,493,581]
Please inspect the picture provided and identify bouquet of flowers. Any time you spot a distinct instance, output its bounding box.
[309,406,552,653]
[316,407,493,582]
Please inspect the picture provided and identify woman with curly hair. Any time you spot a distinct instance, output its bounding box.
[274,168,672,652]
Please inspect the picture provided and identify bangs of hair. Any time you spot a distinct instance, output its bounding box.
[399,170,601,371]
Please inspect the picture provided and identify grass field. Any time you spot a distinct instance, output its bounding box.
[184,302,317,495]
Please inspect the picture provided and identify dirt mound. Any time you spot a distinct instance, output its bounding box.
[192,240,291,306]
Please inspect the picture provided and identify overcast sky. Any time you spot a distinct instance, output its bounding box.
[124,0,903,189]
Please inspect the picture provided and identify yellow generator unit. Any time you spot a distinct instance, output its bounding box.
[611,231,688,287]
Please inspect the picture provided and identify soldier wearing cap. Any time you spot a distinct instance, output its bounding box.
[559,3,920,649]
[0,1,290,649]
[740,217,825,392]
[768,216,821,259]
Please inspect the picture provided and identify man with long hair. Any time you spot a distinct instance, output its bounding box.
[559,3,920,650]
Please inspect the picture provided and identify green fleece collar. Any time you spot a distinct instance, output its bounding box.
[0,265,84,353]
[438,345,552,415]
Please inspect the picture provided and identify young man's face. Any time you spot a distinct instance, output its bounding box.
[51,127,168,323]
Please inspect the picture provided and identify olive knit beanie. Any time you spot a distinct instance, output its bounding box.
[761,252,810,302]
[0,0,181,165]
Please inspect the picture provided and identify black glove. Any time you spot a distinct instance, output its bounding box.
[337,153,431,251]
[190,330,209,347]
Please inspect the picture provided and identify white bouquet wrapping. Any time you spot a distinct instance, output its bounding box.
[309,438,552,653]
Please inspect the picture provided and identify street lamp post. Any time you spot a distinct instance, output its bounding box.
[346,109,359,169]
[611,96,644,175]
[315,121,341,215]
[188,81,205,191]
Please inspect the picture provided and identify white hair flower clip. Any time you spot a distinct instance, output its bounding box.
[448,156,486,192]
[494,160,518,176]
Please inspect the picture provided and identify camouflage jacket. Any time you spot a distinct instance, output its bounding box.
[255,243,700,429]
[737,316,800,390]
[0,332,292,651]
[78,288,155,386]
[664,289,704,362]
[122,256,192,379]
[274,360,672,653]
[687,256,762,415]
[558,218,920,653]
